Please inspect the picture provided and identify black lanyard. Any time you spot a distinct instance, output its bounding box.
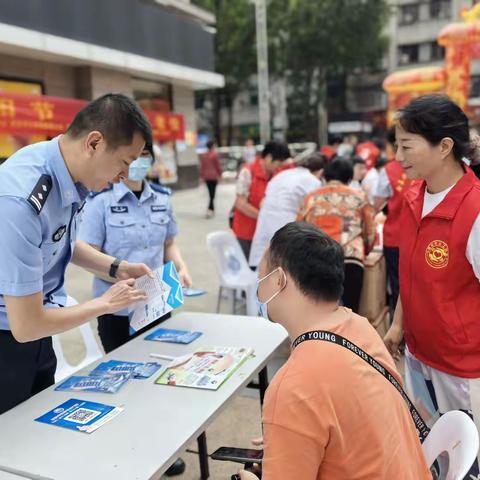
[292,330,430,443]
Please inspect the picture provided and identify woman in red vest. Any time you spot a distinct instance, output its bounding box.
[374,126,413,316]
[384,94,480,478]
[232,141,290,260]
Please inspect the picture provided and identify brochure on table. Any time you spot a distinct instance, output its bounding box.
[54,360,162,394]
[129,261,184,334]
[90,360,162,379]
[55,373,130,394]
[155,346,254,390]
[145,327,202,344]
[35,399,123,434]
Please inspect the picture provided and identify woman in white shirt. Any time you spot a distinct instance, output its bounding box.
[249,153,326,268]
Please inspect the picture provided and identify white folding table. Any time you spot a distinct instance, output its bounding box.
[0,312,288,480]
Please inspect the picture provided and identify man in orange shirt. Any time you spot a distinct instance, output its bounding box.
[239,222,430,480]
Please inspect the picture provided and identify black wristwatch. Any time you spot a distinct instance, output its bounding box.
[109,258,122,278]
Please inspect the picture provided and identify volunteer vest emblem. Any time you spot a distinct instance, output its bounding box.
[425,240,449,268]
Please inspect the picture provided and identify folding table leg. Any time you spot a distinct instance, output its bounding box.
[258,367,269,406]
[197,431,210,479]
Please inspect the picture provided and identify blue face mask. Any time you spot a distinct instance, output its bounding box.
[128,156,152,182]
[256,268,286,321]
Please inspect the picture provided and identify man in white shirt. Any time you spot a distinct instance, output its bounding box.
[249,153,325,268]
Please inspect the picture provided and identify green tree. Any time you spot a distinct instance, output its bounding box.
[269,0,390,143]
[193,0,257,145]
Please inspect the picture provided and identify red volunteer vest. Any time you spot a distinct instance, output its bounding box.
[232,158,268,241]
[383,161,412,248]
[399,168,480,377]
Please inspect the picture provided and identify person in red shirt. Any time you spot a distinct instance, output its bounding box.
[232,140,290,260]
[384,94,480,479]
[374,127,413,316]
[200,140,222,218]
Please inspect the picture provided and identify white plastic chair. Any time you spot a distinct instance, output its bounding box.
[422,410,479,480]
[52,296,103,382]
[206,231,258,316]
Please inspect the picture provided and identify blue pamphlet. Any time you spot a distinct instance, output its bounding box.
[183,288,207,297]
[35,399,123,434]
[144,328,202,345]
[129,262,184,335]
[55,373,129,394]
[90,360,162,379]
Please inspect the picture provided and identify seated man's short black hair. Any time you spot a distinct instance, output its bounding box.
[261,140,291,161]
[268,222,344,302]
[66,93,152,150]
[324,157,354,184]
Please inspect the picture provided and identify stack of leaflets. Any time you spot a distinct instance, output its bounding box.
[90,360,162,379]
[35,399,123,434]
[155,346,254,390]
[145,327,202,345]
[55,360,162,394]
[54,373,130,394]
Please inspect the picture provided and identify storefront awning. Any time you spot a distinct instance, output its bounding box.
[0,91,185,142]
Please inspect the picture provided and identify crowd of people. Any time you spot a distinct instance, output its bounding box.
[230,94,480,479]
[0,91,479,479]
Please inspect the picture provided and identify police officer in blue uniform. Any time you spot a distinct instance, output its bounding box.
[0,93,153,414]
[79,143,192,353]
[79,143,191,477]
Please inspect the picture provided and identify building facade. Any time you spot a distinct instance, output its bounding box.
[0,0,224,187]
[344,0,477,132]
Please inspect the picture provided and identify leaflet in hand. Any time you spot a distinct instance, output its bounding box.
[35,399,123,434]
[145,328,202,345]
[90,360,162,379]
[155,346,254,390]
[55,373,130,394]
[129,262,184,334]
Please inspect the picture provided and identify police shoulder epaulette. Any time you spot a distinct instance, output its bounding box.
[27,174,52,214]
[149,182,172,195]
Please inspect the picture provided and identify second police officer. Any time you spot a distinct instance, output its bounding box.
[79,142,192,353]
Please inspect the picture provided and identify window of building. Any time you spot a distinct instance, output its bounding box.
[398,4,419,25]
[429,0,451,20]
[249,89,258,106]
[430,41,445,61]
[470,75,480,98]
[398,44,419,65]
[132,77,172,112]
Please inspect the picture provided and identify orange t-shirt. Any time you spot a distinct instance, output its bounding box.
[261,308,431,480]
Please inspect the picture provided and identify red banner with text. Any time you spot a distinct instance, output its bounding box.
[0,92,185,142]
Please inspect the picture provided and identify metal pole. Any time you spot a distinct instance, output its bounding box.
[253,0,271,144]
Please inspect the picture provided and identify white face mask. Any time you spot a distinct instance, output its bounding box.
[128,156,152,182]
[256,267,286,321]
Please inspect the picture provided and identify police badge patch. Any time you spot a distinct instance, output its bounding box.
[52,225,67,242]
[110,206,128,214]
[151,205,167,212]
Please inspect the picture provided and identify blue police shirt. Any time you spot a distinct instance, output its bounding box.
[0,137,88,331]
[78,181,178,314]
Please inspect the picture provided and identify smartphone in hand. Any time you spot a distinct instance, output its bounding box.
[211,446,263,464]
